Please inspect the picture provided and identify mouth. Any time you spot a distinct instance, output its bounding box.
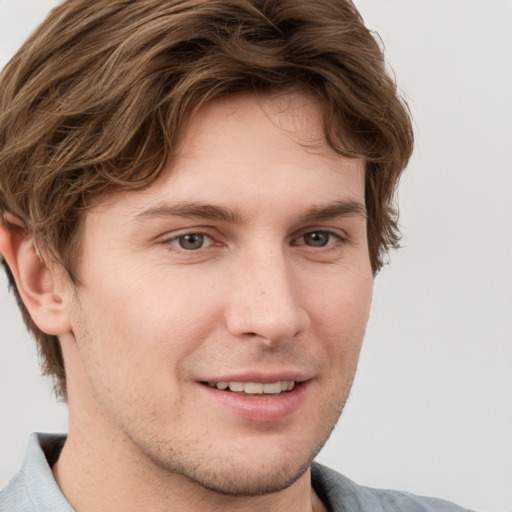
[198,378,310,422]
[202,380,296,395]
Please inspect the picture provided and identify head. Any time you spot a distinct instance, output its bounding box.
[0,0,413,494]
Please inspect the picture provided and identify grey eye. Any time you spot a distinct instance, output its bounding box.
[177,233,205,250]
[303,231,330,247]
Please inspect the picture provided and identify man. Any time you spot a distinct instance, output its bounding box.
[0,0,475,510]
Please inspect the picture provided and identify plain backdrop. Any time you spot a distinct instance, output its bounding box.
[1,1,511,511]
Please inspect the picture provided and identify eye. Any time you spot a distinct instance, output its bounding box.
[168,233,212,251]
[296,231,342,248]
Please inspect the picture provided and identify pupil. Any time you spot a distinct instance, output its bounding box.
[179,234,204,250]
[305,232,328,247]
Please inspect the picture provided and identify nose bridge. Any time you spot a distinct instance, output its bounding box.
[225,244,309,344]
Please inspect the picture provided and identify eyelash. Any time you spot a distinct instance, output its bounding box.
[292,230,346,248]
[163,229,347,252]
[165,232,215,251]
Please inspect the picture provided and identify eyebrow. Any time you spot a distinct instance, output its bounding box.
[299,200,367,222]
[132,199,366,224]
[133,202,247,223]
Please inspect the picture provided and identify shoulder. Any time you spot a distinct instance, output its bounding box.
[311,463,478,512]
[0,466,35,512]
[0,433,71,512]
[0,469,32,512]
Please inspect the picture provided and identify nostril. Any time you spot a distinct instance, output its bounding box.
[225,287,309,344]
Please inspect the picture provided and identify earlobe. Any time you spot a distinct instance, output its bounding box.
[0,222,72,336]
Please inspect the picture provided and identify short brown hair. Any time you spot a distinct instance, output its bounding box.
[0,0,413,398]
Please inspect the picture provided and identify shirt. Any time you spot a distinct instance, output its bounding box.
[1,433,477,511]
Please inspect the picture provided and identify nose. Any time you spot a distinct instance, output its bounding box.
[225,248,310,345]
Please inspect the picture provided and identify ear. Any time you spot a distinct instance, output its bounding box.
[0,216,72,336]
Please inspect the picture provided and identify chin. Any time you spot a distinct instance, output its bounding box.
[172,456,314,497]
[144,423,336,497]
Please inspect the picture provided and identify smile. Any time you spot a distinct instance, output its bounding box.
[206,381,295,394]
[199,378,310,422]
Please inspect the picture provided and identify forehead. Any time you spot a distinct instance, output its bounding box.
[177,91,329,155]
[90,91,365,220]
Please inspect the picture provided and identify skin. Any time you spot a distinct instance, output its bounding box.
[1,92,373,512]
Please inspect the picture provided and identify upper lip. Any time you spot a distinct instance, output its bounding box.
[198,371,312,384]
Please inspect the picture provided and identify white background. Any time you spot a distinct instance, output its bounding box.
[1,1,511,511]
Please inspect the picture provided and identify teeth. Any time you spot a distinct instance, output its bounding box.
[244,382,263,393]
[263,382,281,394]
[284,381,295,391]
[228,382,244,392]
[208,381,296,394]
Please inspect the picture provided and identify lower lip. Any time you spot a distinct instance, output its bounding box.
[198,382,310,422]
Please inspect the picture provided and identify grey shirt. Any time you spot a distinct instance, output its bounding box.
[1,433,476,511]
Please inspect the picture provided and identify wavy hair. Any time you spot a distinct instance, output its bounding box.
[0,0,414,398]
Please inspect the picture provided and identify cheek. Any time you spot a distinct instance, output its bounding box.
[72,267,223,380]
[308,268,373,356]
[311,260,373,312]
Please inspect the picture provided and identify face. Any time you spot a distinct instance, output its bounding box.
[60,92,373,496]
